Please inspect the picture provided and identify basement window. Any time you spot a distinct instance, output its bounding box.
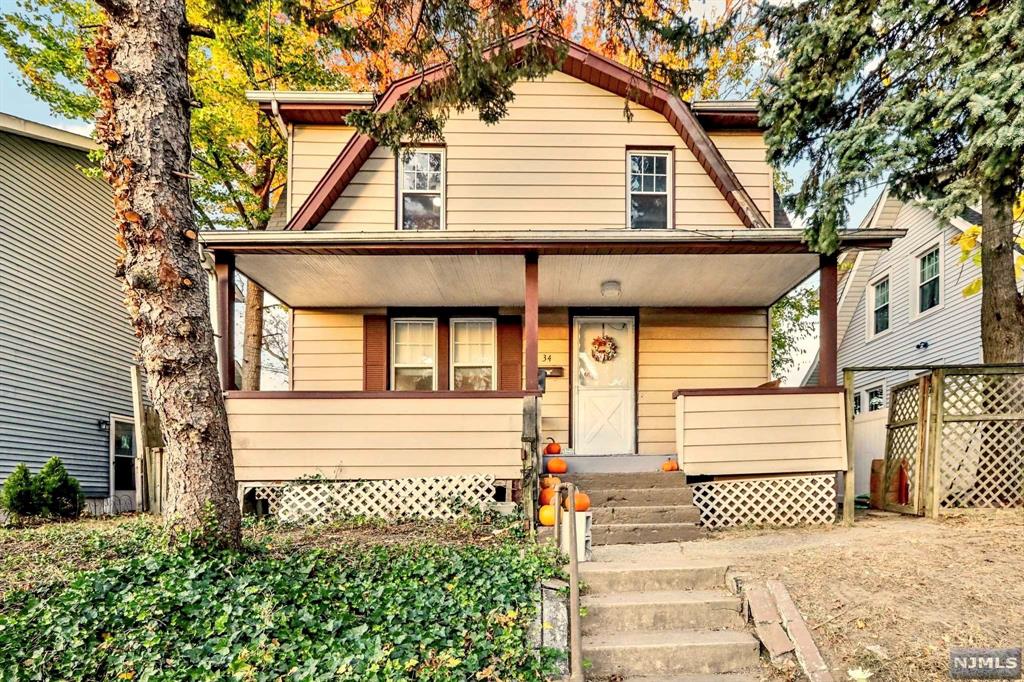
[399,148,445,230]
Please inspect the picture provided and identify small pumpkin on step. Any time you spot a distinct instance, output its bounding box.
[545,457,568,474]
[661,458,679,472]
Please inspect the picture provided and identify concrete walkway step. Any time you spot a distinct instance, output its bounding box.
[580,560,729,593]
[592,522,702,545]
[588,487,694,507]
[563,472,688,490]
[582,589,744,635]
[602,671,765,675]
[583,629,760,677]
[592,504,699,525]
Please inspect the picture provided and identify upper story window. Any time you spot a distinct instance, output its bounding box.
[391,318,437,390]
[399,149,444,230]
[917,245,941,314]
[869,275,890,337]
[450,318,496,391]
[628,150,672,229]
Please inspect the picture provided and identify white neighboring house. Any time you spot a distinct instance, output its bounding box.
[802,190,994,495]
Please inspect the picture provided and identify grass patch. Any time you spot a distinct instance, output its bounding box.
[0,516,561,681]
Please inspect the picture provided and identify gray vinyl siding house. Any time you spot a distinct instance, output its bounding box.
[0,113,137,499]
[803,191,984,405]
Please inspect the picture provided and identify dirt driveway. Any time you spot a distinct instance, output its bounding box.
[679,509,1024,682]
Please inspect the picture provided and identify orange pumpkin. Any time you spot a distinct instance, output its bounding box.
[546,457,568,474]
[538,504,557,527]
[544,438,562,455]
[538,488,556,506]
[661,458,679,472]
[540,475,561,489]
[562,491,591,512]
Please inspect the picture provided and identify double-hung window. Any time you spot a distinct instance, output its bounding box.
[391,318,437,390]
[869,276,890,337]
[450,318,496,391]
[917,246,941,314]
[867,386,885,412]
[399,149,444,230]
[628,150,672,229]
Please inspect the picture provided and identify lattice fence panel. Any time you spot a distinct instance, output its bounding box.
[691,474,836,530]
[938,372,1024,510]
[884,380,923,508]
[251,475,497,524]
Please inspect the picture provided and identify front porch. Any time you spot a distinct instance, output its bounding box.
[205,228,898,492]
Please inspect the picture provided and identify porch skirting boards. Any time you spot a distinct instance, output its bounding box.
[246,474,499,524]
[691,473,836,530]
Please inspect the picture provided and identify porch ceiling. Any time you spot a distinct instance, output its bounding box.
[232,252,820,308]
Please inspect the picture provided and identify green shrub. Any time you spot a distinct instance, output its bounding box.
[36,457,83,519]
[0,536,562,680]
[0,464,40,518]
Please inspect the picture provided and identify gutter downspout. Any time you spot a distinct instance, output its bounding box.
[269,98,289,140]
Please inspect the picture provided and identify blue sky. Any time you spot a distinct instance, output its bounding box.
[2,49,879,383]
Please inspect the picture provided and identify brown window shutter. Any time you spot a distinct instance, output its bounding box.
[497,315,523,391]
[363,315,388,390]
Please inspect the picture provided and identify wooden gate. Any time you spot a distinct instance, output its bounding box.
[878,366,1024,517]
[882,376,930,515]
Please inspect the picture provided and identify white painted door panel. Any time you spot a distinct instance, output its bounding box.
[573,316,635,454]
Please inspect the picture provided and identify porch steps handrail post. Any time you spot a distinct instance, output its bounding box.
[555,482,583,682]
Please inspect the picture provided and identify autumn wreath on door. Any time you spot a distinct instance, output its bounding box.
[590,333,618,363]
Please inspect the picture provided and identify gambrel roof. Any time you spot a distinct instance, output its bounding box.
[283,29,772,232]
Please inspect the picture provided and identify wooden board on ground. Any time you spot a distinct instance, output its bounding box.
[767,579,834,682]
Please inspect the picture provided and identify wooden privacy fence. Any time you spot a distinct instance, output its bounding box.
[844,364,1024,518]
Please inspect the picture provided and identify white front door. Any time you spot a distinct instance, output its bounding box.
[572,316,636,455]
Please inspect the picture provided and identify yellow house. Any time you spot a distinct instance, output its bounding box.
[201,33,902,507]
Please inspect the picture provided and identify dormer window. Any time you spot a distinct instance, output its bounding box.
[628,150,672,229]
[399,148,444,230]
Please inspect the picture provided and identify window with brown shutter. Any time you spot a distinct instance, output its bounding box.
[362,315,388,390]
[497,315,523,391]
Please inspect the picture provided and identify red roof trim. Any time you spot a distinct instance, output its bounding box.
[285,30,771,231]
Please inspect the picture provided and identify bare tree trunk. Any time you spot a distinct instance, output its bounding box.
[980,195,1024,363]
[241,282,264,390]
[88,0,241,547]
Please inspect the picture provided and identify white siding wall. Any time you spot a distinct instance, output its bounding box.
[837,204,983,400]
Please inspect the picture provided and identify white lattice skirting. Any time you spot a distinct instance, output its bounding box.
[691,474,837,530]
[250,475,497,525]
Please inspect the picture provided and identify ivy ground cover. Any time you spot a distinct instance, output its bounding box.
[0,518,561,681]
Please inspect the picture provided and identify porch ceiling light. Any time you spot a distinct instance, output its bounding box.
[600,280,622,299]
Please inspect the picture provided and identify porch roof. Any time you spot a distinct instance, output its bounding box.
[201,228,904,309]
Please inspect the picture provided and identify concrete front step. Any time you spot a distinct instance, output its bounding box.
[592,522,702,545]
[583,629,760,677]
[580,560,728,593]
[592,504,700,525]
[563,472,688,490]
[588,487,694,507]
[582,589,744,635]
